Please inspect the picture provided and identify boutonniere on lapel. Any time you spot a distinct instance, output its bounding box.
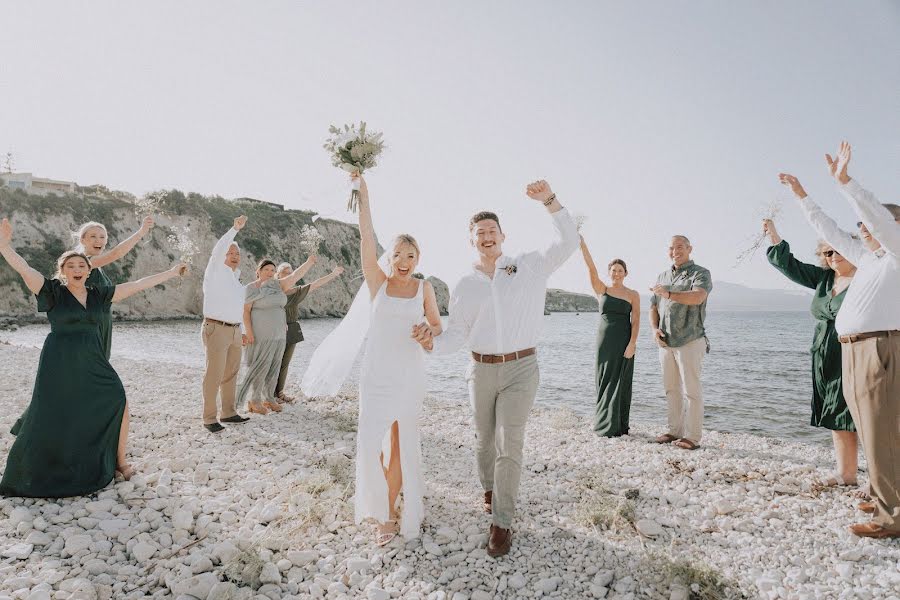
[504,264,518,276]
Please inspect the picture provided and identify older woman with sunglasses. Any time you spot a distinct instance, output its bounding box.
[763,219,860,490]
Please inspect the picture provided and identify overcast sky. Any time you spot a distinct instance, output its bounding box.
[2,1,898,294]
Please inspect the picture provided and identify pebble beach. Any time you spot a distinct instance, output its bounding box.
[1,342,899,600]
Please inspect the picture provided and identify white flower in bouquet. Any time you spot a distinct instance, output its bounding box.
[166,225,199,265]
[574,214,588,233]
[323,122,385,212]
[299,224,325,256]
[733,196,785,266]
[134,190,167,220]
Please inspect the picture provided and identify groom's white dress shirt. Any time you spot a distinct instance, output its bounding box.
[432,209,579,356]
[799,179,900,336]
[202,227,245,327]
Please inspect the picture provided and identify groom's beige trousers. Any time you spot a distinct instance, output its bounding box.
[201,320,242,425]
[467,354,540,529]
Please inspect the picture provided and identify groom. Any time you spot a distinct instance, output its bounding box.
[412,180,578,557]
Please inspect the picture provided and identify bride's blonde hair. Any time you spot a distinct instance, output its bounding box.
[72,221,107,253]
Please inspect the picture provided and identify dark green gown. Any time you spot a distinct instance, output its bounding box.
[593,293,635,436]
[0,279,126,497]
[767,241,855,431]
[87,267,114,359]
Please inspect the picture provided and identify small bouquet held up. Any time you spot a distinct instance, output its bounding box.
[733,196,785,267]
[134,190,167,220]
[166,225,199,266]
[299,224,325,256]
[323,122,385,212]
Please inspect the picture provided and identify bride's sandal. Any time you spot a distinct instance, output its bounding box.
[376,519,399,546]
[812,472,857,490]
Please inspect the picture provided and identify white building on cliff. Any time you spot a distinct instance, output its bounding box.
[1,172,76,196]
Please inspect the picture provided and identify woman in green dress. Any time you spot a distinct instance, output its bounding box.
[0,217,187,497]
[764,219,860,488]
[239,259,314,414]
[273,260,345,403]
[579,237,641,437]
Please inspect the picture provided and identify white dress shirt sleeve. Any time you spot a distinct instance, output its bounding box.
[205,227,238,278]
[839,179,900,256]
[797,197,868,266]
[537,208,579,277]
[430,281,473,355]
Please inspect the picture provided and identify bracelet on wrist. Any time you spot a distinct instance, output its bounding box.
[543,193,556,207]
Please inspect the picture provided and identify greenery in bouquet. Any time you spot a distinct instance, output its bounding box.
[323,122,385,212]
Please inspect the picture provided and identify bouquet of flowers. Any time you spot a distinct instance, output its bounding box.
[166,225,199,265]
[134,190,167,220]
[300,224,325,256]
[574,214,588,233]
[323,122,385,212]
[733,196,785,266]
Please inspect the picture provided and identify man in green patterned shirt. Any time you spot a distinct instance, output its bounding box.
[649,235,713,450]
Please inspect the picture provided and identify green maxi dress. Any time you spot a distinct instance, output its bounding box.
[0,279,126,497]
[766,241,855,431]
[593,293,635,436]
[87,267,114,359]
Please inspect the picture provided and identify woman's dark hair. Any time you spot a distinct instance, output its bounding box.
[468,211,501,233]
[256,259,276,273]
[608,258,628,274]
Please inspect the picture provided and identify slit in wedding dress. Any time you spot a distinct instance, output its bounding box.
[379,420,403,519]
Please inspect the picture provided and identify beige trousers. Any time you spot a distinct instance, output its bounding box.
[841,332,900,531]
[467,355,540,529]
[659,337,706,443]
[201,321,242,425]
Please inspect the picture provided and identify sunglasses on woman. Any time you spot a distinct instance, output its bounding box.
[822,250,841,258]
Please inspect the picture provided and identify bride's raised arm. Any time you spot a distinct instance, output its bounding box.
[356,174,387,297]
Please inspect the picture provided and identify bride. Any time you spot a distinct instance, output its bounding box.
[302,174,442,545]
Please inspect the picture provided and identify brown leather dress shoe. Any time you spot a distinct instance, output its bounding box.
[487,524,512,558]
[483,491,492,514]
[857,501,875,514]
[848,522,900,538]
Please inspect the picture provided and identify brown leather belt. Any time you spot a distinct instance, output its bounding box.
[472,347,536,364]
[204,318,240,328]
[838,330,899,344]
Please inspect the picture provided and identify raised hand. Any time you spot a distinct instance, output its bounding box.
[825,141,851,185]
[140,216,154,234]
[0,218,11,247]
[331,266,345,277]
[525,180,554,203]
[170,263,189,277]
[234,215,248,231]
[762,219,782,245]
[351,173,369,200]
[778,173,808,199]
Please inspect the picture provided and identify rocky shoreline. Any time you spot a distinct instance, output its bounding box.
[1,342,898,600]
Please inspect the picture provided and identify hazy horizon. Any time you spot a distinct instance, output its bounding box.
[2,1,898,296]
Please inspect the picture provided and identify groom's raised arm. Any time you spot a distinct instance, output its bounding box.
[525,180,579,276]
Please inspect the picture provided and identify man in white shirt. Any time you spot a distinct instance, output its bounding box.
[781,141,900,539]
[412,180,579,557]
[201,215,251,433]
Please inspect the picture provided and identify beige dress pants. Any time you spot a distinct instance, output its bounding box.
[841,332,900,531]
[201,321,242,425]
[467,355,540,529]
[659,337,706,444]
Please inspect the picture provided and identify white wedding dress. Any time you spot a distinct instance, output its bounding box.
[355,279,425,538]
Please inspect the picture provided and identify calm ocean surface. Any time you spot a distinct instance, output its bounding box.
[2,311,825,445]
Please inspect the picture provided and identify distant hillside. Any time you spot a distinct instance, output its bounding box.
[0,188,449,320]
[544,281,811,314]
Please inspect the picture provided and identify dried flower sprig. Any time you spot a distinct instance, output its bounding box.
[300,224,325,256]
[134,190,167,220]
[166,225,198,265]
[733,196,785,267]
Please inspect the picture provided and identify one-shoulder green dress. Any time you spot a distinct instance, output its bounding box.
[593,293,635,437]
[0,279,127,497]
[767,241,855,431]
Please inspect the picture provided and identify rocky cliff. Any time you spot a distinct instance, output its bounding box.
[0,188,449,321]
[544,288,599,312]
